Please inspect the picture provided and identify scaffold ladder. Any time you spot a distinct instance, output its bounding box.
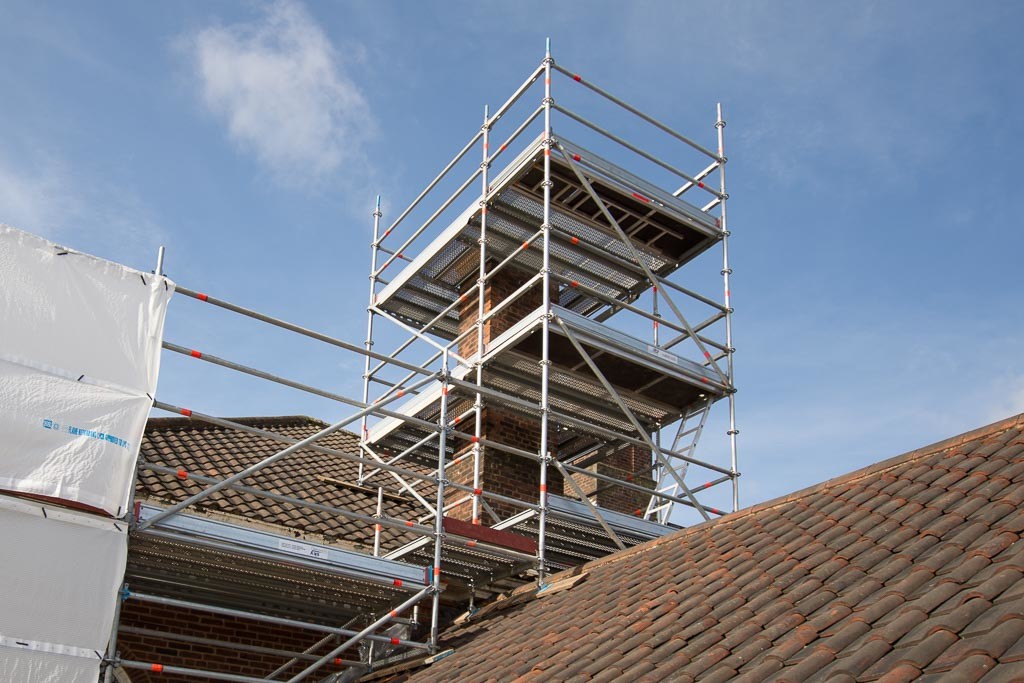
[645,398,712,524]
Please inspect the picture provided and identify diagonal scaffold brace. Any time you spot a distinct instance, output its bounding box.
[555,317,711,521]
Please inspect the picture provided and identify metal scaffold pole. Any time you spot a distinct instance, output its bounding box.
[430,351,451,650]
[472,105,490,526]
[101,584,126,683]
[360,196,383,483]
[716,103,740,512]
[537,39,554,586]
[104,242,167,683]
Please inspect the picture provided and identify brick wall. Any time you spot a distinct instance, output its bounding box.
[447,403,564,522]
[450,268,562,522]
[568,445,655,517]
[114,600,350,682]
[451,265,651,521]
[457,266,543,360]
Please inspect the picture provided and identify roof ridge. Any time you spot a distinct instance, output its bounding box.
[145,415,333,430]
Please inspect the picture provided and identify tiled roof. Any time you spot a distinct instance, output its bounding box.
[396,413,1024,682]
[138,416,423,552]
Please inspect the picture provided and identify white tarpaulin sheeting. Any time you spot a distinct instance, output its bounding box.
[0,494,127,682]
[0,224,174,515]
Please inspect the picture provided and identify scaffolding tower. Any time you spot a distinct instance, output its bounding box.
[103,45,738,682]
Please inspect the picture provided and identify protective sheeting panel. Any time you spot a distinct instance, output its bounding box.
[0,494,127,683]
[0,650,105,683]
[0,224,174,515]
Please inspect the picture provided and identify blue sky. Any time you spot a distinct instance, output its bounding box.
[2,1,1022,523]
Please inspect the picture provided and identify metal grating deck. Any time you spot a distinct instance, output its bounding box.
[129,504,430,624]
[376,135,722,338]
[382,494,674,595]
[367,304,728,464]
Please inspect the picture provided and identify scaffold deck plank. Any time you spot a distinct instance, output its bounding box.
[376,135,722,338]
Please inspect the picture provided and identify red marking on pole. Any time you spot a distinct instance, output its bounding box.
[467,540,478,548]
[711,508,724,515]
[653,320,659,329]
[704,351,711,359]
[196,293,208,302]
[470,436,479,443]
[545,149,551,157]
[151,664,164,673]
[393,579,403,587]
[190,349,202,359]
[701,378,710,384]
[545,77,551,85]
[472,518,481,525]
[499,143,507,152]
[389,610,398,618]
[334,658,343,665]
[703,482,713,489]
[522,241,530,250]
[391,637,401,645]
[473,488,482,495]
[374,524,382,532]
[697,181,705,188]
[570,281,579,288]
[632,192,651,203]
[481,206,487,215]
[652,285,658,293]
[176,469,187,480]
[572,74,581,82]
[453,416,461,424]
[634,509,643,516]
[396,390,405,398]
[383,229,392,238]
[570,236,579,245]
[404,520,414,527]
[398,253,405,259]
[442,387,449,396]
[180,408,192,417]
[434,566,442,576]
[539,484,547,493]
[725,290,730,297]
[483,143,489,150]
[572,154,581,162]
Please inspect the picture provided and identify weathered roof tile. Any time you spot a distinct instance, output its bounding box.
[137,416,422,551]
[383,414,1024,682]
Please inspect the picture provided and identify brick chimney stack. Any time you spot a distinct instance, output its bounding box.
[446,266,653,522]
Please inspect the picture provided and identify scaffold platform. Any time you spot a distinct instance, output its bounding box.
[368,303,728,466]
[130,503,431,624]
[375,135,723,339]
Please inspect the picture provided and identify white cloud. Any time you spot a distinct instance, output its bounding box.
[983,373,1024,423]
[0,154,74,232]
[0,149,166,269]
[185,0,374,186]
